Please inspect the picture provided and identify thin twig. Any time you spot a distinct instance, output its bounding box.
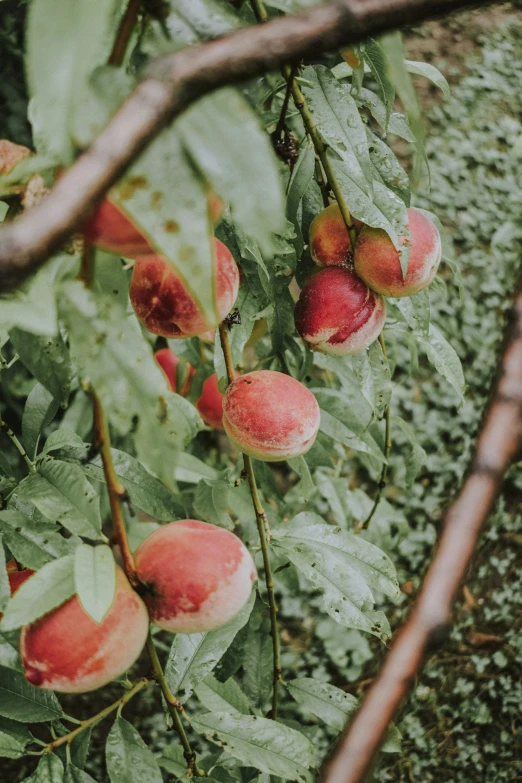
[0,0,492,291]
[0,418,35,472]
[315,159,331,208]
[77,236,94,288]
[108,0,142,67]
[322,285,522,783]
[44,678,149,751]
[218,324,282,719]
[274,65,297,141]
[145,633,203,776]
[90,390,138,586]
[361,331,391,530]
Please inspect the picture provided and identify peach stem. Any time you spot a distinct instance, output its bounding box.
[361,331,392,530]
[42,678,150,751]
[108,0,141,67]
[0,417,35,472]
[218,324,282,720]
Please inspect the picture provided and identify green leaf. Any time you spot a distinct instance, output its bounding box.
[64,765,99,783]
[287,456,315,501]
[419,324,466,401]
[193,479,234,530]
[0,665,63,722]
[0,509,71,570]
[363,40,395,126]
[286,137,315,253]
[17,458,101,538]
[172,453,219,484]
[0,632,23,671]
[0,269,58,336]
[382,722,403,753]
[357,88,414,141]
[26,0,121,163]
[74,545,116,624]
[195,673,251,715]
[272,514,399,636]
[106,717,163,783]
[179,88,285,254]
[165,589,255,703]
[25,753,64,783]
[158,744,187,779]
[0,716,33,759]
[286,677,358,732]
[190,712,315,783]
[391,416,427,486]
[59,281,202,485]
[22,383,59,459]
[42,428,85,455]
[110,128,218,326]
[319,409,385,462]
[242,613,273,709]
[405,60,450,101]
[10,329,72,405]
[1,554,75,631]
[367,129,410,206]
[394,290,430,337]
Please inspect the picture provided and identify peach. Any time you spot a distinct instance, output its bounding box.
[309,203,362,267]
[155,348,195,396]
[129,238,239,338]
[294,266,386,356]
[83,198,152,257]
[20,566,149,693]
[8,569,35,595]
[134,520,256,633]
[354,207,442,297]
[0,139,31,175]
[222,370,320,461]
[196,374,227,430]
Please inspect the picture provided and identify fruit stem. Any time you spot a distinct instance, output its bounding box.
[288,72,358,252]
[315,159,331,208]
[361,332,392,530]
[274,65,297,141]
[145,632,203,775]
[218,323,282,720]
[42,678,149,752]
[108,0,141,67]
[0,418,35,472]
[90,390,139,587]
[78,236,94,288]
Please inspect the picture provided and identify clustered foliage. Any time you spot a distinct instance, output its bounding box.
[1,1,517,783]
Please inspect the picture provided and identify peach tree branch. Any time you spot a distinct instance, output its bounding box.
[322,283,522,783]
[0,0,491,291]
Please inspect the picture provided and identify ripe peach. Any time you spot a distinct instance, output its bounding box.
[0,139,31,175]
[294,267,386,355]
[8,569,35,595]
[354,207,442,297]
[134,520,256,633]
[155,348,195,397]
[309,203,362,267]
[83,198,152,257]
[129,238,239,338]
[222,370,320,461]
[20,566,149,693]
[196,374,227,430]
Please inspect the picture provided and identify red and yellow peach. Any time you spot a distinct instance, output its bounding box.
[222,370,321,461]
[196,373,229,430]
[20,566,149,693]
[294,267,386,355]
[354,207,441,297]
[309,203,362,267]
[134,520,256,633]
[130,238,239,338]
[155,348,195,397]
[83,198,152,258]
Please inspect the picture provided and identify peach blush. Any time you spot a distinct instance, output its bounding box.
[155,348,195,396]
[294,267,386,356]
[354,207,442,297]
[222,370,321,461]
[83,198,152,258]
[309,203,362,267]
[134,520,257,633]
[0,139,31,175]
[196,373,239,430]
[129,238,239,338]
[8,569,35,595]
[20,566,149,694]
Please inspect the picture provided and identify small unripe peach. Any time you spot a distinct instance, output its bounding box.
[83,198,152,258]
[222,370,320,461]
[129,239,239,338]
[354,207,441,297]
[8,569,35,595]
[134,520,256,633]
[309,203,362,267]
[295,267,386,356]
[20,567,149,693]
[155,348,195,397]
[196,374,227,430]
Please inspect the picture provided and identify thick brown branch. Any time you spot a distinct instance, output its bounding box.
[322,289,522,783]
[0,0,491,290]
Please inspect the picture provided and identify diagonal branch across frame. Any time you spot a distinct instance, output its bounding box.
[0,0,491,290]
